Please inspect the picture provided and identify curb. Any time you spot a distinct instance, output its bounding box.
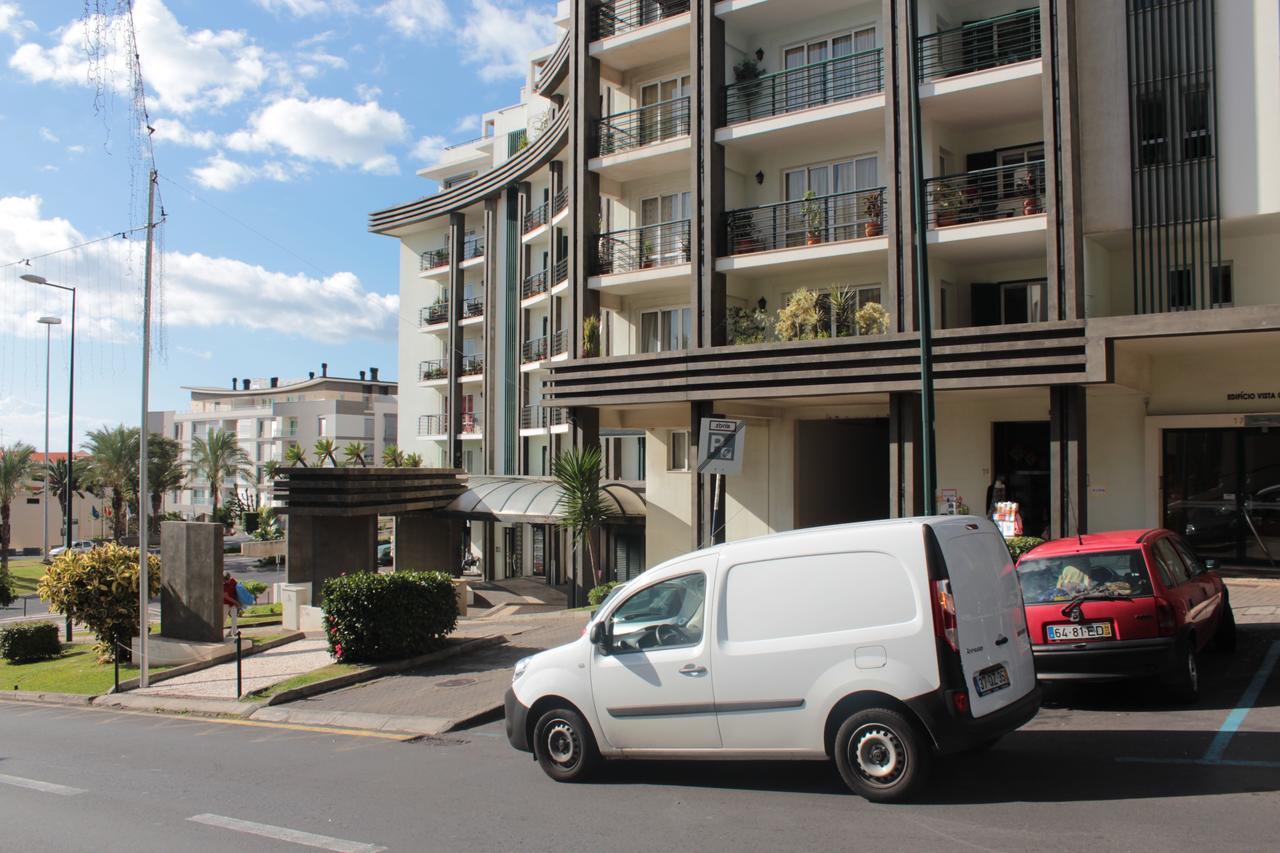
[92,692,264,719]
[261,634,508,706]
[110,631,306,693]
[0,690,95,707]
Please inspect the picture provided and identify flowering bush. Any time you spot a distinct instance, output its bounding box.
[321,571,457,663]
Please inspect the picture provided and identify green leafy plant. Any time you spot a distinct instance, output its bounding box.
[582,315,600,358]
[402,452,424,468]
[189,429,252,519]
[83,426,137,541]
[1,441,37,605]
[342,442,369,467]
[553,446,613,586]
[381,443,404,468]
[38,543,161,662]
[732,57,764,82]
[827,287,854,338]
[1005,536,1045,561]
[321,571,457,663]
[30,456,89,547]
[284,444,309,468]
[240,580,268,600]
[775,289,823,341]
[313,438,339,468]
[727,305,769,345]
[0,621,62,664]
[251,505,282,542]
[929,180,966,225]
[588,581,619,607]
[854,300,890,336]
[800,190,826,241]
[140,435,186,538]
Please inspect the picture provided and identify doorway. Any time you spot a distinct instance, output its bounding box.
[991,421,1051,539]
[795,418,890,529]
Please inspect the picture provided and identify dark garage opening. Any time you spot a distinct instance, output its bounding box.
[795,418,890,529]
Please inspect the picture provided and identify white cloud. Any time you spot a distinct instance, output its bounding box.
[0,396,113,451]
[38,126,58,143]
[255,0,357,16]
[411,134,447,165]
[227,97,407,174]
[0,2,34,40]
[377,0,451,38]
[9,0,270,115]
[66,144,85,154]
[355,83,382,101]
[176,345,213,360]
[151,117,217,149]
[190,153,297,191]
[38,164,57,172]
[459,1,558,82]
[454,114,480,134]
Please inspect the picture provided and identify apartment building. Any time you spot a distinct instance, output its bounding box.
[374,0,1280,585]
[154,366,397,518]
[2,452,106,555]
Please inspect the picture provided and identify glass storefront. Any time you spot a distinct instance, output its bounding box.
[1162,427,1280,566]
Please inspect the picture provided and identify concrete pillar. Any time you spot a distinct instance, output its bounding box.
[890,392,925,517]
[286,513,378,603]
[447,211,466,470]
[1050,385,1088,538]
[159,521,224,643]
[394,511,457,572]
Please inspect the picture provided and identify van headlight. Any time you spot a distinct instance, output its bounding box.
[512,656,531,682]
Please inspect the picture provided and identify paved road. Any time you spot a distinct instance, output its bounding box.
[4,624,1280,852]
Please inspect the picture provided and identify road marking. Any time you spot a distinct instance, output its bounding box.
[187,814,385,853]
[0,772,86,796]
[1204,639,1280,762]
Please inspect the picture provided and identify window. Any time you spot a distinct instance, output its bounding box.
[782,27,878,110]
[638,74,691,144]
[668,430,690,471]
[1016,550,1154,603]
[1152,538,1190,586]
[998,145,1045,198]
[317,416,328,437]
[639,192,691,266]
[640,307,691,353]
[1211,263,1233,307]
[1167,268,1194,310]
[1171,538,1206,577]
[1137,90,1168,166]
[783,156,878,245]
[1000,280,1047,324]
[608,573,706,653]
[1182,86,1211,159]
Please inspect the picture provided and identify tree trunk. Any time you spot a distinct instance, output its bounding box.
[151,492,163,538]
[585,530,601,586]
[1,503,10,574]
[111,492,125,541]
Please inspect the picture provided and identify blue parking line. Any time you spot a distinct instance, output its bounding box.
[1203,640,1280,763]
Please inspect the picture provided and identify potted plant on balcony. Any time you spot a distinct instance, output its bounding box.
[1015,171,1041,215]
[727,210,764,254]
[930,181,965,227]
[862,192,884,238]
[732,57,767,120]
[854,301,890,336]
[640,236,656,268]
[726,305,769,345]
[827,286,854,337]
[582,315,600,358]
[801,190,826,246]
[775,289,822,341]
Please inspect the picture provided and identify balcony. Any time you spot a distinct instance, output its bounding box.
[726,49,883,126]
[522,336,549,365]
[461,295,485,320]
[523,200,549,235]
[918,10,1040,82]
[553,256,569,286]
[459,412,482,435]
[916,10,1043,124]
[522,268,549,301]
[461,354,484,379]
[418,414,447,437]
[719,188,888,277]
[924,161,1047,261]
[461,234,485,266]
[593,220,691,278]
[552,188,569,220]
[591,97,691,180]
[551,328,569,357]
[419,360,448,383]
[590,1,690,71]
[520,405,568,433]
[420,248,449,276]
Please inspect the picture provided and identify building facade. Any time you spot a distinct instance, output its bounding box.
[374,0,1280,584]
[154,367,397,518]
[3,452,106,554]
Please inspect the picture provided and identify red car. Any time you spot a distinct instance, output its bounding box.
[1015,529,1236,701]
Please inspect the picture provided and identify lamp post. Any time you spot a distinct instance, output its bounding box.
[22,274,77,641]
[36,316,62,562]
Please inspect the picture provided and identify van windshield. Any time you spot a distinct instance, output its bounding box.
[1016,550,1153,604]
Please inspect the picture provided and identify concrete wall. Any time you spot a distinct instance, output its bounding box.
[159,522,224,644]
[5,485,106,552]
[286,514,379,603]
[644,427,694,568]
[1084,388,1147,531]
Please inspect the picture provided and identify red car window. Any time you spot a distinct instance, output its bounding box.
[1151,537,1190,587]
[1170,538,1206,577]
[1016,550,1154,603]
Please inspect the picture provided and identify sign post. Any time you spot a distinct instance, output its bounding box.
[698,418,745,545]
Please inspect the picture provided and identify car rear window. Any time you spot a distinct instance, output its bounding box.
[1016,550,1154,604]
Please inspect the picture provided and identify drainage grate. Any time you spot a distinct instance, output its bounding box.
[436,678,479,689]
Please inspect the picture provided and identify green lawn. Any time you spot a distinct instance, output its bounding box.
[0,643,171,695]
[248,661,362,700]
[227,602,282,628]
[4,558,47,596]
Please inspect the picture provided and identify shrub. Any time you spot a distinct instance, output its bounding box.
[321,571,457,663]
[1006,536,1045,561]
[0,622,62,664]
[775,289,823,341]
[854,300,890,336]
[37,543,161,663]
[241,580,268,599]
[588,582,619,607]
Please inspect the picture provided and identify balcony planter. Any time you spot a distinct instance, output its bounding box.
[800,190,826,246]
[863,192,884,237]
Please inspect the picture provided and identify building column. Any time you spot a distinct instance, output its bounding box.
[1050,385,1087,538]
[690,401,712,550]
[695,2,725,346]
[447,211,466,469]
[515,182,531,475]
[483,197,499,474]
[891,0,918,333]
[889,391,925,517]
[572,1,602,359]
[1042,0,1084,321]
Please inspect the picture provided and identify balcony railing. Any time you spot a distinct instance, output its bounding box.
[420,301,449,326]
[418,414,446,436]
[725,188,887,254]
[553,256,568,284]
[551,328,568,356]
[523,268,549,299]
[461,354,484,376]
[593,220,691,275]
[459,413,482,434]
[523,200,549,234]
[462,234,485,261]
[924,160,1044,228]
[590,0,689,40]
[462,295,484,318]
[521,405,568,430]
[595,96,690,156]
[725,48,884,125]
[419,360,448,382]
[552,188,568,217]
[420,248,448,271]
[917,9,1041,81]
[522,336,549,364]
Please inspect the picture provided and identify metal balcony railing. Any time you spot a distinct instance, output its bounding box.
[420,301,449,326]
[917,9,1041,81]
[725,48,884,125]
[459,413,482,434]
[595,96,690,156]
[590,0,689,40]
[551,328,568,356]
[522,336,549,364]
[523,268,549,299]
[521,405,567,429]
[553,256,568,284]
[462,295,484,318]
[419,360,448,381]
[418,414,446,436]
[523,201,549,234]
[924,160,1045,228]
[552,188,568,217]
[461,354,484,376]
[420,248,449,271]
[462,234,485,261]
[593,220,690,275]
[725,188,887,254]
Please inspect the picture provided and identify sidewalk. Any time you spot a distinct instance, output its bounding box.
[132,637,333,699]
[1224,577,1280,624]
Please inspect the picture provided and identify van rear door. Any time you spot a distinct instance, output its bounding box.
[931,519,1036,718]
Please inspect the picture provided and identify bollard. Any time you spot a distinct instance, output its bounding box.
[235,630,242,698]
[113,641,119,694]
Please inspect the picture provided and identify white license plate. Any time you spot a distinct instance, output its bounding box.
[974,664,1011,697]
[1047,622,1114,643]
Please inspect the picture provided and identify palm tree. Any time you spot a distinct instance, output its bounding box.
[1,442,37,602]
[284,444,308,468]
[381,443,403,468]
[31,456,88,542]
[342,441,368,467]
[144,436,185,537]
[188,429,252,520]
[313,437,339,467]
[83,425,138,541]
[553,446,613,586]
[263,459,281,484]
[402,452,423,468]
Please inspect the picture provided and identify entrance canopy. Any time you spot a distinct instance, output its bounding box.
[443,476,645,525]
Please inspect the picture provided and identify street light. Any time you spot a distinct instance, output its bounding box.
[36,316,62,562]
[22,273,77,641]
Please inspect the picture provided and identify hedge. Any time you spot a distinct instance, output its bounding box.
[1006,536,1045,561]
[0,622,62,664]
[588,582,619,607]
[321,571,457,663]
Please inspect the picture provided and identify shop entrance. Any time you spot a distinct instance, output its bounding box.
[1163,427,1280,567]
[795,418,889,529]
[991,421,1051,539]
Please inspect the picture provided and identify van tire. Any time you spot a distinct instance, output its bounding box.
[533,708,600,783]
[1211,605,1237,654]
[833,709,930,803]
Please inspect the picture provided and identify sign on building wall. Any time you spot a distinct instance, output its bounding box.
[698,418,745,476]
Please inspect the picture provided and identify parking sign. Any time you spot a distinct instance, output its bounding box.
[698,418,745,476]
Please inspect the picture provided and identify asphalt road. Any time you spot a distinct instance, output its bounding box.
[3,627,1280,853]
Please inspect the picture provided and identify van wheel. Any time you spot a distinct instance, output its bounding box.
[1211,605,1237,654]
[833,709,930,803]
[533,708,600,783]
[1166,645,1200,704]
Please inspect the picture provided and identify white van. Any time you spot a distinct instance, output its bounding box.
[505,516,1039,802]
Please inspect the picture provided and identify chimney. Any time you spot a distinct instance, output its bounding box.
[370,367,379,381]
[321,362,328,377]
[359,370,366,381]
[308,371,315,379]
[270,377,279,388]
[242,379,251,390]
[232,377,238,390]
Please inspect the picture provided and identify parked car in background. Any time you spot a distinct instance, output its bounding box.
[47,540,95,559]
[377,543,393,567]
[1016,529,1235,701]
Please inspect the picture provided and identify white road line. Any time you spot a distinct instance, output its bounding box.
[0,772,86,796]
[187,814,385,853]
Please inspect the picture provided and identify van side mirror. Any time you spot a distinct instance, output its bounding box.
[588,621,610,654]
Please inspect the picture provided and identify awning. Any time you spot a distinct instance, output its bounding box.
[441,476,646,525]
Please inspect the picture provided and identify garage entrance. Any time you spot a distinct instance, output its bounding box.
[795,418,890,529]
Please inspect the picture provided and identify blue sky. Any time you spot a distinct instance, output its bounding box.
[0,0,555,450]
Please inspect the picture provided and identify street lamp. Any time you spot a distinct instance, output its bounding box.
[22,274,77,641]
[36,316,62,562]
